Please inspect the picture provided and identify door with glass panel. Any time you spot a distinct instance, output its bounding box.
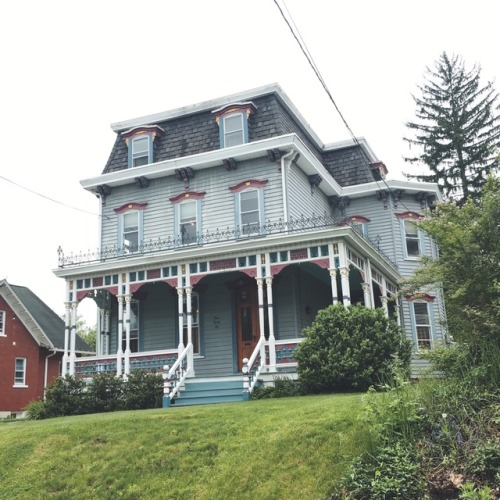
[235,284,259,370]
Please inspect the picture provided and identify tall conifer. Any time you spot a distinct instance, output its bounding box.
[404,52,500,203]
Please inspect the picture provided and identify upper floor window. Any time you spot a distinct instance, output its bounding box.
[170,192,206,246]
[212,102,257,149]
[0,310,5,336]
[122,125,164,169]
[14,357,26,386]
[396,212,424,259]
[338,216,370,238]
[413,301,432,349]
[114,202,147,254]
[229,179,268,236]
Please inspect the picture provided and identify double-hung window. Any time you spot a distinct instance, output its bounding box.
[404,220,420,257]
[114,202,147,255]
[223,114,244,147]
[240,189,260,234]
[131,136,150,167]
[0,310,5,336]
[14,358,26,386]
[413,302,432,349]
[122,299,139,352]
[179,201,197,244]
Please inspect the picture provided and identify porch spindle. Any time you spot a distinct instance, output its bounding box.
[266,277,277,372]
[116,295,124,377]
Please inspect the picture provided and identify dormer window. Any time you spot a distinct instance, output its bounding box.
[122,125,164,169]
[212,102,257,149]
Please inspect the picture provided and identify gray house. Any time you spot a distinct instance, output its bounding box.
[54,84,445,406]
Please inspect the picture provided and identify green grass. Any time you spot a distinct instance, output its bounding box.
[0,394,367,499]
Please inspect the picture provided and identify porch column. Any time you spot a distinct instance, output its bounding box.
[362,282,372,308]
[256,278,265,339]
[339,267,351,307]
[395,295,401,326]
[96,308,103,356]
[124,294,132,376]
[62,302,71,376]
[69,301,78,376]
[104,309,110,355]
[116,295,124,377]
[380,296,389,318]
[329,268,338,305]
[177,287,185,353]
[266,277,277,372]
[185,286,194,376]
[366,258,376,310]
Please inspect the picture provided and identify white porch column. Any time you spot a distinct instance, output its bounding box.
[124,294,132,376]
[266,276,277,372]
[185,286,194,376]
[177,287,185,354]
[62,302,71,376]
[69,301,78,375]
[116,295,124,377]
[103,309,110,355]
[256,278,265,339]
[394,295,401,326]
[362,282,372,308]
[380,296,389,317]
[329,268,338,305]
[339,267,351,307]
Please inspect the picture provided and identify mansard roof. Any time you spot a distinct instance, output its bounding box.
[101,83,379,187]
[0,280,92,353]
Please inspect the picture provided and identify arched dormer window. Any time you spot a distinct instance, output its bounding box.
[212,102,257,149]
[122,125,164,168]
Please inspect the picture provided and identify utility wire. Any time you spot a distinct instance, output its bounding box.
[0,174,101,217]
[273,0,416,214]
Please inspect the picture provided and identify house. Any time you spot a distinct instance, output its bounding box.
[0,279,92,418]
[54,84,446,407]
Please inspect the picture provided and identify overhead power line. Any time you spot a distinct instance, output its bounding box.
[0,174,100,217]
[273,0,415,214]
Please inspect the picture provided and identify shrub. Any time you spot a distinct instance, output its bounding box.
[42,376,89,418]
[87,373,124,413]
[24,399,49,420]
[122,370,163,410]
[251,376,304,399]
[295,304,412,393]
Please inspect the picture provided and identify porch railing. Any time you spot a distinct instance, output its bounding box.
[242,336,266,394]
[274,339,303,368]
[74,349,178,378]
[162,344,193,401]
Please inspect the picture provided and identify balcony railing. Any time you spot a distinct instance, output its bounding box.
[57,213,397,270]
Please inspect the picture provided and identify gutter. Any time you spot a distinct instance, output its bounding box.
[44,349,58,394]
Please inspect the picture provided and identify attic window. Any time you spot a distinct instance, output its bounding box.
[212,102,257,149]
[122,125,164,168]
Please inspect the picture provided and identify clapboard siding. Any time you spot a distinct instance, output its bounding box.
[287,164,331,220]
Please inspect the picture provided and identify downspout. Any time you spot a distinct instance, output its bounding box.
[280,149,298,223]
[44,349,58,396]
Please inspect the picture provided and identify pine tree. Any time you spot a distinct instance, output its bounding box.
[404,52,500,204]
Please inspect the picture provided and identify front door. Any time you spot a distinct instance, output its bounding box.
[236,284,260,371]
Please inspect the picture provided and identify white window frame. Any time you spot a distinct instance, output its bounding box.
[403,219,421,258]
[0,310,5,336]
[130,135,151,168]
[223,113,244,148]
[183,292,200,355]
[239,189,261,234]
[412,301,433,349]
[14,357,27,387]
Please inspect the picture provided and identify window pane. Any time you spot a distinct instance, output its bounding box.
[414,303,429,323]
[180,202,196,221]
[225,114,242,133]
[241,191,258,212]
[132,137,149,154]
[405,220,418,237]
[0,311,4,334]
[124,212,138,231]
[133,156,149,167]
[15,358,25,384]
[406,238,420,256]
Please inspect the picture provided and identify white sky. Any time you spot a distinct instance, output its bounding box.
[1,0,498,325]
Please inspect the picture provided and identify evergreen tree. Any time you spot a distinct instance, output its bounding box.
[404,52,500,204]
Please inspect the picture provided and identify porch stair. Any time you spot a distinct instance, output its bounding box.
[172,376,247,407]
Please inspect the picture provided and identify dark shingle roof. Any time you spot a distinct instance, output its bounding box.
[2,282,91,352]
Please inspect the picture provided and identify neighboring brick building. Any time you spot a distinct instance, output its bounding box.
[0,279,91,418]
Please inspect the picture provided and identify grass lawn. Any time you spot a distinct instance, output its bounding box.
[0,394,367,499]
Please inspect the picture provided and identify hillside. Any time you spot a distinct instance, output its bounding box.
[0,394,367,499]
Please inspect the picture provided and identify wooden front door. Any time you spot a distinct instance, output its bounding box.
[236,284,260,371]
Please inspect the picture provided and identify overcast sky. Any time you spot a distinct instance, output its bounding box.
[1,0,498,324]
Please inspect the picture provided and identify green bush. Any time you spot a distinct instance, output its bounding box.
[122,370,163,410]
[87,373,124,413]
[24,399,49,420]
[42,376,89,418]
[295,304,412,393]
[251,376,304,399]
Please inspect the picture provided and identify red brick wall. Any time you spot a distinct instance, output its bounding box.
[0,297,63,413]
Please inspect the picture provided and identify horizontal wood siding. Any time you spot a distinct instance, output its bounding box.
[287,164,331,220]
[274,267,300,340]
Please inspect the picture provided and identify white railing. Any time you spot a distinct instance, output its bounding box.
[162,344,193,401]
[242,336,266,394]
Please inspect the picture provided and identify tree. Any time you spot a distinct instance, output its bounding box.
[404,52,500,204]
[401,177,500,344]
[77,316,97,351]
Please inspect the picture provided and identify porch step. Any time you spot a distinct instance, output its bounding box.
[172,377,246,407]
